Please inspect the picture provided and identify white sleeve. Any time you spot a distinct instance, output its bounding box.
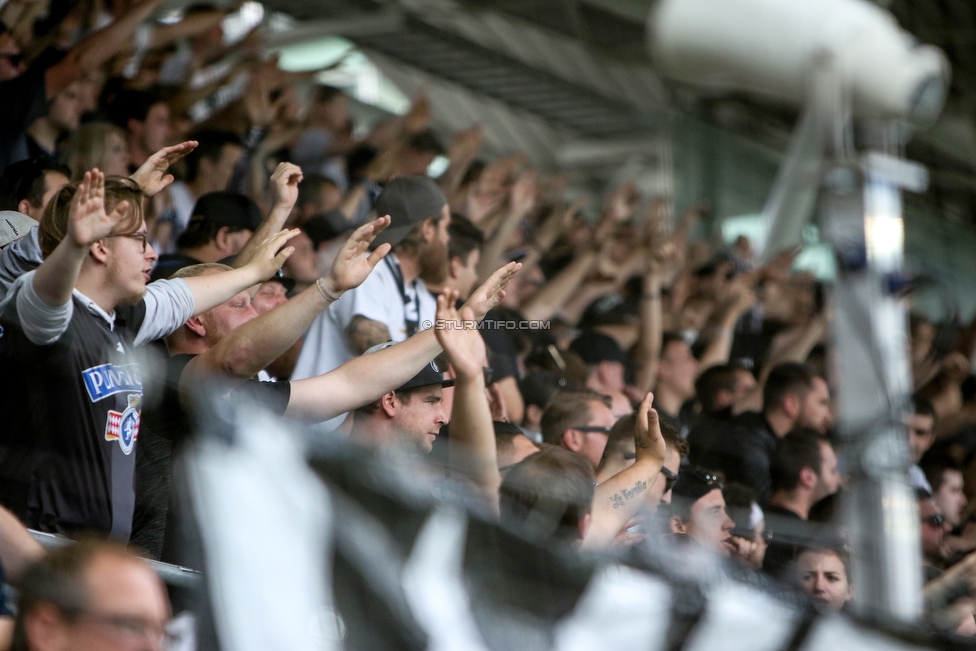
[10,271,73,345]
[134,278,195,346]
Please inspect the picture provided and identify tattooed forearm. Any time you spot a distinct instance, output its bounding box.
[610,480,648,509]
[347,316,392,354]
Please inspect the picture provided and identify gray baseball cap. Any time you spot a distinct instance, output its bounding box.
[370,176,447,249]
[0,211,35,248]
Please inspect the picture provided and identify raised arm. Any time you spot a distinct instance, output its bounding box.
[32,170,129,308]
[184,217,391,384]
[583,392,666,550]
[130,141,199,197]
[232,162,302,270]
[45,0,166,97]
[438,294,501,513]
[287,265,521,421]
[476,169,536,283]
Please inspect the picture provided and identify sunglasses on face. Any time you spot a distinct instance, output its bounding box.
[107,231,148,252]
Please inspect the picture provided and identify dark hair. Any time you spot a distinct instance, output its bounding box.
[0,158,71,210]
[296,174,339,210]
[723,482,758,534]
[763,362,816,413]
[314,85,344,104]
[406,129,445,156]
[345,144,378,183]
[176,219,248,251]
[353,387,423,418]
[770,428,828,493]
[695,364,738,414]
[922,457,961,493]
[494,420,526,455]
[540,390,611,446]
[447,214,484,263]
[661,332,687,358]
[912,394,936,420]
[105,87,166,128]
[12,541,141,651]
[183,130,243,183]
[597,410,687,472]
[499,446,594,543]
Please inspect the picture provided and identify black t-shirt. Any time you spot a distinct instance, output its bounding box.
[0,48,65,171]
[0,294,148,539]
[688,411,778,502]
[150,253,202,282]
[132,353,291,558]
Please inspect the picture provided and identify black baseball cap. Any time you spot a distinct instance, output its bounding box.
[364,342,455,391]
[187,192,263,232]
[370,176,446,249]
[569,331,631,367]
[672,467,723,503]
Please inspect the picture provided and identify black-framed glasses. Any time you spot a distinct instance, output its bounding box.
[573,425,612,435]
[107,231,148,252]
[922,513,946,528]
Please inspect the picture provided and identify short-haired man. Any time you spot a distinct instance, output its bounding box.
[0,171,295,539]
[540,389,616,471]
[518,371,569,442]
[13,541,169,651]
[499,446,595,545]
[762,429,842,577]
[0,159,70,300]
[150,192,262,281]
[569,330,632,409]
[293,176,453,406]
[907,395,937,492]
[668,467,736,557]
[596,412,687,511]
[106,88,172,171]
[919,490,952,580]
[350,357,452,454]
[923,459,974,559]
[161,129,245,244]
[689,362,831,501]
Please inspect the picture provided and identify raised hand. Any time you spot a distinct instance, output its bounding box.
[68,169,131,248]
[241,228,299,281]
[434,291,486,382]
[634,392,667,464]
[130,141,198,197]
[510,169,537,216]
[270,162,303,210]
[321,216,392,295]
[461,261,521,321]
[448,125,484,162]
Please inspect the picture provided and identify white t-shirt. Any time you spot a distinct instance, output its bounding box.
[292,253,437,382]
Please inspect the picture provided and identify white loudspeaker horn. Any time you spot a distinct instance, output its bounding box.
[647,0,950,124]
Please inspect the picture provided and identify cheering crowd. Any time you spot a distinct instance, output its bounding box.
[0,0,974,648]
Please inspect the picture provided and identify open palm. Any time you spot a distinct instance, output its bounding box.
[327,216,392,292]
[68,170,130,248]
[435,291,485,381]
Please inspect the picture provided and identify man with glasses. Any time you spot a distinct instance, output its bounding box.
[13,540,172,651]
[0,171,295,540]
[919,489,953,580]
[596,410,686,511]
[540,389,616,471]
[667,467,737,558]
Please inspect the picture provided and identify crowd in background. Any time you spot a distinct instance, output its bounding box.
[0,0,975,648]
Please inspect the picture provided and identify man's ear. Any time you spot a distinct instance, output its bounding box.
[380,391,398,418]
[782,394,800,420]
[561,428,583,453]
[421,217,437,243]
[525,404,542,425]
[24,602,70,651]
[448,255,463,280]
[184,316,207,338]
[669,515,687,535]
[799,466,818,491]
[17,199,32,216]
[89,239,110,264]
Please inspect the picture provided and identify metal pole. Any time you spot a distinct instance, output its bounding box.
[824,148,926,622]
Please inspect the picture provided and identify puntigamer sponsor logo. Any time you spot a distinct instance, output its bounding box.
[81,363,142,402]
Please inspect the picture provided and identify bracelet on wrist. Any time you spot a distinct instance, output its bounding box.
[316,278,341,302]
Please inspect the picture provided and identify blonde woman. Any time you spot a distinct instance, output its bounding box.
[58,121,130,179]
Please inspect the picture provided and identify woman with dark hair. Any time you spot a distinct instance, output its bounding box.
[794,547,853,612]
